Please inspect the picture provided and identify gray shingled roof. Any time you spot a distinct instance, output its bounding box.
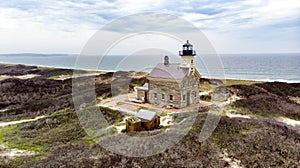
[135,109,157,121]
[149,63,189,80]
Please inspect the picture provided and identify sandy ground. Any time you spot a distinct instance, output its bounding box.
[0,74,40,81]
[276,116,300,127]
[0,144,35,158]
[226,110,251,119]
[219,149,243,168]
[0,116,45,127]
[160,115,174,127]
[51,72,105,80]
[289,96,300,104]
[114,118,126,133]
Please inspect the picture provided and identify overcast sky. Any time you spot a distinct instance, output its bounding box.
[0,0,300,54]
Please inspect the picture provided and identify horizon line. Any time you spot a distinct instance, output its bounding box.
[1,52,300,56]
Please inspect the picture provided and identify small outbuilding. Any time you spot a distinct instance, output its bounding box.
[126,109,160,132]
[135,83,149,102]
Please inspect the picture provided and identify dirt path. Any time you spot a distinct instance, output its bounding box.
[0,144,36,158]
[0,115,45,127]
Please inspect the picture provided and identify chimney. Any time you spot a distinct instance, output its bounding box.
[164,56,169,65]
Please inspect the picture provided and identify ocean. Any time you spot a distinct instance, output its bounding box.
[0,53,299,83]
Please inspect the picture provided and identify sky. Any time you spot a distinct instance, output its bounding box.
[0,0,300,54]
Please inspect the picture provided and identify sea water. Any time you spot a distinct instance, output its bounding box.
[0,53,299,83]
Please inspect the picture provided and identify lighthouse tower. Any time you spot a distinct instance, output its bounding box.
[179,40,196,73]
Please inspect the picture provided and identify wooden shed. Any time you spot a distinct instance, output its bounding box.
[126,109,160,132]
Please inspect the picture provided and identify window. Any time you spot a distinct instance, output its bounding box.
[183,95,186,101]
[191,60,193,64]
[162,94,165,100]
[170,95,173,100]
[154,93,157,99]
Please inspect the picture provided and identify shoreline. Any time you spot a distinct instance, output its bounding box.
[0,62,299,83]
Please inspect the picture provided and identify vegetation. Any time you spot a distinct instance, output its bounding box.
[227,82,300,120]
[0,106,125,167]
[1,109,86,151]
[225,79,263,86]
[116,101,124,106]
[211,117,299,167]
[48,74,73,80]
[159,111,167,117]
[37,66,56,70]
[0,64,299,167]
[199,81,213,92]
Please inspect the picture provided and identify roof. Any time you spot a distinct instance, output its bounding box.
[183,40,193,47]
[149,63,189,80]
[135,109,157,121]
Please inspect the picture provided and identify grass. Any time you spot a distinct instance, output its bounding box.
[199,82,213,92]
[225,79,263,86]
[37,66,56,70]
[224,105,259,117]
[0,109,87,152]
[80,136,96,145]
[0,108,98,167]
[0,125,17,144]
[113,118,124,126]
[0,125,44,152]
[116,102,125,106]
[92,127,117,142]
[159,111,168,117]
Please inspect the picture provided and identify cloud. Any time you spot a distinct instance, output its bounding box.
[0,0,299,53]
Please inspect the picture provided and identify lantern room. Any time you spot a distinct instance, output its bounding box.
[179,40,196,56]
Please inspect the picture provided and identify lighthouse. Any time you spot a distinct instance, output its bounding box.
[135,40,201,108]
[179,40,197,74]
